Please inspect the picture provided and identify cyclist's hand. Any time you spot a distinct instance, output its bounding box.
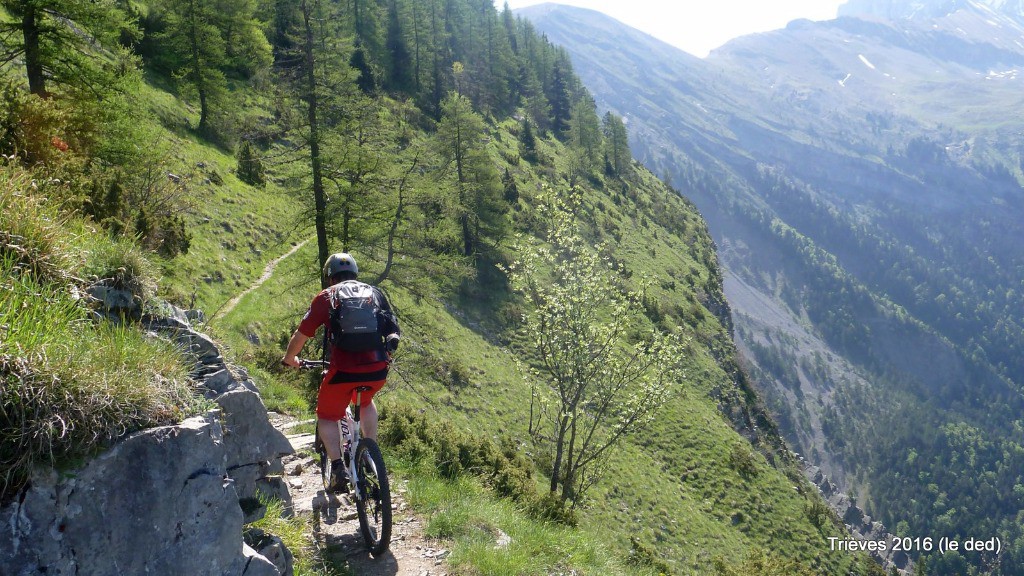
[385,333,400,353]
[281,355,301,368]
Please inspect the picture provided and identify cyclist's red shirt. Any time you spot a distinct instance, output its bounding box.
[299,286,390,420]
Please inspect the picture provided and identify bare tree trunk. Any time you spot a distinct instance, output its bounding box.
[301,0,329,283]
[550,413,569,494]
[374,155,418,285]
[21,6,46,97]
[560,411,579,503]
[186,0,211,134]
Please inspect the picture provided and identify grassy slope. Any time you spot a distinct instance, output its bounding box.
[138,80,306,316]
[151,82,869,574]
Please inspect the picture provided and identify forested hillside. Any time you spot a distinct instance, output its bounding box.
[521,3,1024,575]
[0,0,888,574]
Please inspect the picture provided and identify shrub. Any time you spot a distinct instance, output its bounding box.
[378,402,574,522]
[0,169,74,282]
[627,536,673,575]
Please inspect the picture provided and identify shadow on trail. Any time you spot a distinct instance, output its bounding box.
[312,489,399,576]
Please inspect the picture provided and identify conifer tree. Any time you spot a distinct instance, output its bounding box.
[158,0,228,135]
[218,0,273,76]
[436,89,507,259]
[547,60,571,139]
[155,0,270,135]
[603,111,631,177]
[568,94,602,174]
[385,0,413,93]
[518,117,538,163]
[0,0,134,97]
[236,140,265,187]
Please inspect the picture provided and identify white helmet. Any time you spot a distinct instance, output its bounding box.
[323,252,358,279]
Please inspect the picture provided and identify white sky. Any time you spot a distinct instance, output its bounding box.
[500,0,849,57]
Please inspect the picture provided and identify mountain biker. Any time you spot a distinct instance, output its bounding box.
[281,252,400,492]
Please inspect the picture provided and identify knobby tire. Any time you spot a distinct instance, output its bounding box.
[355,438,392,556]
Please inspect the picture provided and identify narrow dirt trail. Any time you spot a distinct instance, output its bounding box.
[274,416,450,576]
[215,237,312,320]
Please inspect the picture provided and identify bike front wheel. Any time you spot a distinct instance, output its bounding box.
[354,438,392,556]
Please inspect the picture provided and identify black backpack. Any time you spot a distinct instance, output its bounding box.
[327,281,385,352]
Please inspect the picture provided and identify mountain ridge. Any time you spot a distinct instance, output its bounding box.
[520,3,1024,573]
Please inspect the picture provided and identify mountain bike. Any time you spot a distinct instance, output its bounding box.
[297,359,392,556]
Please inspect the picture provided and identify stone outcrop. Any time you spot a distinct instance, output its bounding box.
[805,464,912,574]
[0,301,295,576]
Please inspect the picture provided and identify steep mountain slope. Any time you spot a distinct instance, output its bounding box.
[215,115,874,575]
[521,2,1024,573]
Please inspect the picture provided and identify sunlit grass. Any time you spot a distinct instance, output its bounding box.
[247,496,341,576]
[0,166,201,502]
[397,457,640,576]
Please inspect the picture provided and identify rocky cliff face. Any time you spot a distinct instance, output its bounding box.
[0,303,294,576]
[805,464,912,574]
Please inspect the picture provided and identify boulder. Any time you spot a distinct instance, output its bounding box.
[0,416,250,575]
[0,304,296,576]
[217,388,294,470]
[242,544,282,576]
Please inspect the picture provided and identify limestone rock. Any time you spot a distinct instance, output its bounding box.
[0,416,246,575]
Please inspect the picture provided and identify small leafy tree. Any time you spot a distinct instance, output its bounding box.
[503,189,686,507]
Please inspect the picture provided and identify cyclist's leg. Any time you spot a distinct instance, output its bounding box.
[361,400,378,440]
[350,379,386,440]
[318,419,342,460]
[316,370,347,461]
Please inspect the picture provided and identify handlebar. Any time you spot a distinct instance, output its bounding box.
[286,358,327,369]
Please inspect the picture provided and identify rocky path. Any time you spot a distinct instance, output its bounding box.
[273,415,450,576]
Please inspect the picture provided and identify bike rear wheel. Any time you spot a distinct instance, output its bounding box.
[354,438,392,555]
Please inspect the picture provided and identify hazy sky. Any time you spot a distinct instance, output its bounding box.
[500,0,849,57]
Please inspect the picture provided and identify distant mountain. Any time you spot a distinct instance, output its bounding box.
[521,2,1024,573]
[839,0,1024,22]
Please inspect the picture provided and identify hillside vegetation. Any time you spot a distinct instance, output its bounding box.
[521,3,1024,574]
[0,0,883,574]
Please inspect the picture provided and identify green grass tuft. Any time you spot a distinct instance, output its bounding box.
[247,496,340,576]
[0,164,201,503]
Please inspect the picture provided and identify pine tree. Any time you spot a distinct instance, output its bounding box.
[350,41,378,94]
[157,0,228,135]
[436,90,507,259]
[568,94,602,174]
[155,0,270,135]
[218,0,273,77]
[385,0,413,93]
[236,140,265,187]
[502,167,519,203]
[603,111,631,177]
[518,117,538,163]
[0,0,134,97]
[548,60,571,139]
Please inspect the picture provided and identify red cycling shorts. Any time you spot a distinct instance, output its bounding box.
[315,363,389,420]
